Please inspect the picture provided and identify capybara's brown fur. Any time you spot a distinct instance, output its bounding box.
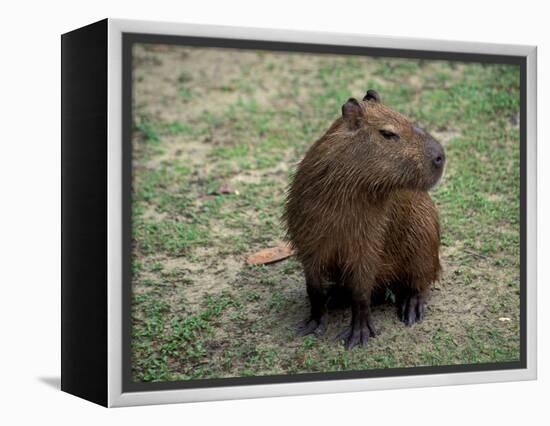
[283,90,445,350]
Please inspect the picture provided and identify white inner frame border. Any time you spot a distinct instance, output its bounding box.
[107,18,537,407]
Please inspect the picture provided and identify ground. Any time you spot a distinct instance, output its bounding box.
[130,43,521,382]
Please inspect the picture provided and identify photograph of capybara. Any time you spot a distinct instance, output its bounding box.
[130,44,521,383]
[285,90,444,349]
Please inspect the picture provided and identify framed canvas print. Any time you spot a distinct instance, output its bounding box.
[61,18,537,407]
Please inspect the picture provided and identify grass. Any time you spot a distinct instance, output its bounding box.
[130,45,521,383]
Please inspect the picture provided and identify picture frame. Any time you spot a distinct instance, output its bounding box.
[61,18,537,407]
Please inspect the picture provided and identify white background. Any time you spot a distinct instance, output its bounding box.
[0,0,547,424]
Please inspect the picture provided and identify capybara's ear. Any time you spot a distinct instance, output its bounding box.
[342,98,363,129]
[363,89,380,102]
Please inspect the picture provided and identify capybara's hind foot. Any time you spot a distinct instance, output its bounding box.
[296,314,327,337]
[400,294,425,326]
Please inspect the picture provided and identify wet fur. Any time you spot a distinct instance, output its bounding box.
[283,92,444,349]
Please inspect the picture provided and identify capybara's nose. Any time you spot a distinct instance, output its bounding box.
[430,144,445,170]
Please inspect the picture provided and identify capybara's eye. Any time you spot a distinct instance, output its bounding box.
[379,129,400,140]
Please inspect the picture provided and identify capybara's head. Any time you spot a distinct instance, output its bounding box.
[329,89,445,193]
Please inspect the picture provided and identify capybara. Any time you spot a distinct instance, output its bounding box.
[283,89,445,350]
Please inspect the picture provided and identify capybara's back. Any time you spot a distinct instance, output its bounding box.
[284,90,445,349]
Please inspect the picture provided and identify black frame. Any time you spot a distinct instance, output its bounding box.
[61,19,108,406]
[120,32,527,393]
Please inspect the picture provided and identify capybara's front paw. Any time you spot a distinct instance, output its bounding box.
[401,294,425,326]
[334,320,378,350]
[334,325,370,350]
[296,314,328,337]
